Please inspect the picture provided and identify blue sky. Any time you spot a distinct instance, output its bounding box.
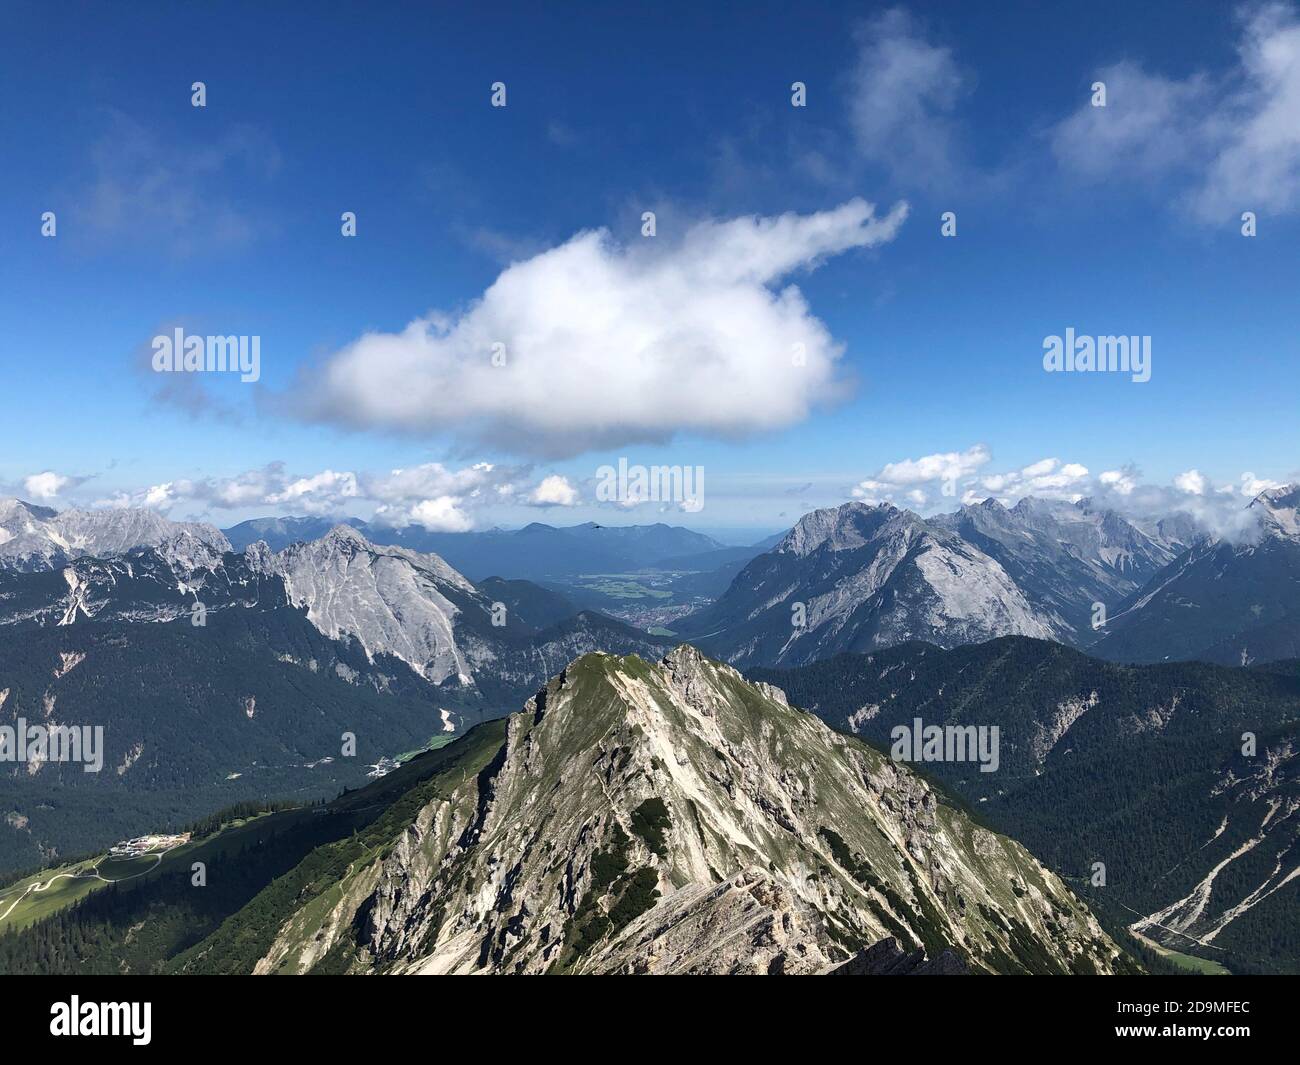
[1,0,1297,536]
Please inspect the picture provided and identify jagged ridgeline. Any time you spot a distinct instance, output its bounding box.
[136,646,1128,975]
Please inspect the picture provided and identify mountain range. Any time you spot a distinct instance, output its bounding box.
[0,497,230,573]
[0,513,668,696]
[678,489,1298,671]
[223,515,756,580]
[12,488,1297,675]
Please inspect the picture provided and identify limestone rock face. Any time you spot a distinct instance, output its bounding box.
[678,502,1057,669]
[256,646,1127,976]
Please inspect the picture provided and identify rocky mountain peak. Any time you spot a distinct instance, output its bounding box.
[0,498,58,522]
[781,500,913,557]
[243,539,276,570]
[283,647,1125,975]
[1250,484,1300,540]
[248,526,479,684]
[321,522,371,547]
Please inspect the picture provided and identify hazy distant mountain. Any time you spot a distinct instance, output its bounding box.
[753,636,1300,972]
[678,502,1055,667]
[0,498,230,571]
[222,518,734,580]
[1090,485,1300,665]
[222,515,366,552]
[562,521,725,562]
[656,532,788,572]
[374,520,729,578]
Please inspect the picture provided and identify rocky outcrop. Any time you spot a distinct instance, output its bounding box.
[248,526,478,685]
[826,936,968,975]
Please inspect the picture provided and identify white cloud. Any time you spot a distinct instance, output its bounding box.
[1174,469,1208,495]
[1067,466,1299,542]
[1050,61,1211,181]
[362,463,506,506]
[269,470,360,509]
[143,483,177,509]
[854,445,991,502]
[970,458,1091,503]
[400,497,473,533]
[75,111,279,255]
[1195,3,1300,219]
[289,198,908,457]
[1098,469,1139,496]
[529,475,579,507]
[848,8,966,184]
[87,460,574,532]
[1241,470,1287,496]
[1051,3,1300,221]
[851,447,1298,543]
[23,472,71,500]
[855,449,1092,509]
